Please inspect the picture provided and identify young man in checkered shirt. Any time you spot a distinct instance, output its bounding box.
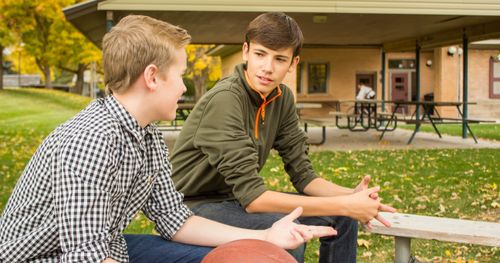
[0,15,336,263]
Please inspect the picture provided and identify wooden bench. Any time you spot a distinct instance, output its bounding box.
[403,117,496,124]
[329,111,357,118]
[299,117,336,145]
[368,212,500,263]
[328,111,369,131]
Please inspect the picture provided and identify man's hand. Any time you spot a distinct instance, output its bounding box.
[354,175,377,199]
[353,175,395,228]
[264,207,337,249]
[346,186,396,228]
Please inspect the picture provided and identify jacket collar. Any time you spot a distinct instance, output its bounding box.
[235,63,281,107]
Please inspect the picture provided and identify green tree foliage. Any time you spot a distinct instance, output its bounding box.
[52,16,101,94]
[2,0,101,92]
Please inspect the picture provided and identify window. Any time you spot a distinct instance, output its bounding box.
[296,62,303,94]
[388,59,415,70]
[490,57,500,99]
[308,63,328,94]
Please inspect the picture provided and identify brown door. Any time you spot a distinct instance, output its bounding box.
[391,73,409,113]
[355,73,375,95]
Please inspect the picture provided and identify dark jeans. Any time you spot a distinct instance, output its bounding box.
[191,200,358,263]
[124,234,212,263]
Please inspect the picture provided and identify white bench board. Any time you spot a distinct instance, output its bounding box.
[370,212,500,247]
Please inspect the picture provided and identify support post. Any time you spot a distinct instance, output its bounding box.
[395,237,411,263]
[381,50,386,112]
[415,43,421,121]
[462,34,469,138]
[106,11,114,32]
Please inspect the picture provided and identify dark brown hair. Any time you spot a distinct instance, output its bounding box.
[245,12,304,57]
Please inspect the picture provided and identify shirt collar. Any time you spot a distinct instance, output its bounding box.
[104,95,154,143]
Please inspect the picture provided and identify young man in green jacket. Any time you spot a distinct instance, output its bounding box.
[171,12,395,262]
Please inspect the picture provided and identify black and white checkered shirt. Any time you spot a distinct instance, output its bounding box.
[0,96,193,262]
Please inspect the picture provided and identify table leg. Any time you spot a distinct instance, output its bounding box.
[407,107,424,144]
[319,126,326,145]
[456,106,478,143]
[424,105,442,138]
[380,105,399,140]
[394,237,412,263]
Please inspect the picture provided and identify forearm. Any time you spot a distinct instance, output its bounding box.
[245,190,350,217]
[303,178,353,197]
[172,215,266,247]
[102,259,119,263]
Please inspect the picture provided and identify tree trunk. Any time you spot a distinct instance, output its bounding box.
[0,45,3,90]
[72,63,86,95]
[194,68,209,102]
[43,66,52,89]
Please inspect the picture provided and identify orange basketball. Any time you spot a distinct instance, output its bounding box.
[202,239,298,263]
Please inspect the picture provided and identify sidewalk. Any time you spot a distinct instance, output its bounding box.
[302,127,500,152]
[163,127,500,152]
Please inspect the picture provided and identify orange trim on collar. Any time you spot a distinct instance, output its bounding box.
[244,70,282,139]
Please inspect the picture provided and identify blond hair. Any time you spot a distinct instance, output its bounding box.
[103,15,191,94]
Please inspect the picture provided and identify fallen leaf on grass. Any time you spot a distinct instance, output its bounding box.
[357,238,371,248]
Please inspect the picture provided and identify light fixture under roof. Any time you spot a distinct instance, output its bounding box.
[313,15,327,24]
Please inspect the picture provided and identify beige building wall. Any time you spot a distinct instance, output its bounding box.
[434,47,500,119]
[218,46,500,119]
[297,48,381,102]
[434,46,462,117]
[468,50,500,119]
[221,51,244,78]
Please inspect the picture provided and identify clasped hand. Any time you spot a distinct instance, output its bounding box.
[352,175,397,228]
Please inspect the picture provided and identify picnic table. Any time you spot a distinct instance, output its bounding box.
[378,101,489,144]
[299,99,398,145]
[332,99,398,132]
[158,103,195,131]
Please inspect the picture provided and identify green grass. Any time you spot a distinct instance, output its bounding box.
[261,149,499,262]
[1,89,498,262]
[0,88,92,208]
[400,123,500,141]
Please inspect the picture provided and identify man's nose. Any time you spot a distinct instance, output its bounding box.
[262,57,274,73]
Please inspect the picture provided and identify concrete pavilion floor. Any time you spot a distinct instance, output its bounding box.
[162,126,500,153]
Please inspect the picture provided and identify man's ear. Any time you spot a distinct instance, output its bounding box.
[242,42,249,61]
[143,64,160,91]
[288,56,300,73]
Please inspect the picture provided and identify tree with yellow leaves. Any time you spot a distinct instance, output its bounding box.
[0,0,17,90]
[3,0,100,92]
[185,45,221,101]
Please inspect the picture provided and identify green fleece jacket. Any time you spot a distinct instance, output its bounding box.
[171,63,318,209]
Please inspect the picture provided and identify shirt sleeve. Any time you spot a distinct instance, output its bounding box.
[54,131,117,263]
[142,132,194,240]
[273,90,318,193]
[193,91,268,208]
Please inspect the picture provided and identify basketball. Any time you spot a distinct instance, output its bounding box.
[201,239,298,263]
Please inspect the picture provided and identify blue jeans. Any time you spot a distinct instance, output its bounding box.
[191,200,358,263]
[124,234,212,263]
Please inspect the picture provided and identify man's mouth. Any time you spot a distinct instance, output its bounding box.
[257,75,273,85]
